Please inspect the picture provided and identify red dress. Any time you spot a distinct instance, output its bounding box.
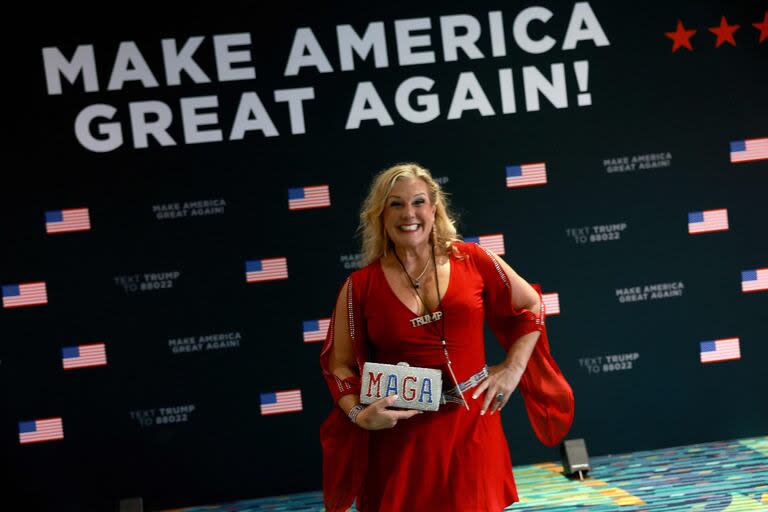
[320,242,574,512]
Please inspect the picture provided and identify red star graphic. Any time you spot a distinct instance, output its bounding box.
[708,16,740,47]
[753,11,768,43]
[665,20,696,52]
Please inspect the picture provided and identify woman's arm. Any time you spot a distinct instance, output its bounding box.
[471,252,542,415]
[329,282,422,429]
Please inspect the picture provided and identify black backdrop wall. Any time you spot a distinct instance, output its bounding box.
[3,1,767,510]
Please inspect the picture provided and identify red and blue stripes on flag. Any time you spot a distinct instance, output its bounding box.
[741,268,768,292]
[260,389,303,415]
[699,338,740,363]
[62,343,108,370]
[245,258,289,283]
[505,163,547,188]
[45,208,91,234]
[2,282,48,308]
[288,185,331,210]
[688,209,728,234]
[18,417,64,444]
[730,137,768,163]
[303,319,330,343]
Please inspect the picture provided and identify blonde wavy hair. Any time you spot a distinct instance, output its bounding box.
[359,162,461,265]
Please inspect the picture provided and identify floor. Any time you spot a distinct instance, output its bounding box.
[163,436,768,511]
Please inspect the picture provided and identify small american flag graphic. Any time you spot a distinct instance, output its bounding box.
[505,163,547,188]
[741,268,768,292]
[465,234,505,255]
[260,389,303,415]
[730,137,768,163]
[2,282,48,308]
[19,417,64,444]
[288,185,331,210]
[688,209,728,234]
[542,293,560,315]
[62,343,108,370]
[699,338,740,363]
[245,258,289,283]
[303,319,331,343]
[45,208,91,234]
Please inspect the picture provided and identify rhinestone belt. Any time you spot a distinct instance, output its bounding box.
[440,365,489,405]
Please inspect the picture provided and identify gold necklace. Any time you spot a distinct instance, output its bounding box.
[394,252,431,289]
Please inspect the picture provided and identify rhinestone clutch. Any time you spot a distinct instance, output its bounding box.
[360,361,442,411]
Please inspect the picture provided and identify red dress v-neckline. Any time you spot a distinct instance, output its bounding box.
[377,257,452,317]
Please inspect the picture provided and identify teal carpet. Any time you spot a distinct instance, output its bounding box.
[164,436,768,511]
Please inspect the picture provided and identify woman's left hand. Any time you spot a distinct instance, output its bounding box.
[472,362,525,415]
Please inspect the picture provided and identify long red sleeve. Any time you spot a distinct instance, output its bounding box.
[471,243,575,447]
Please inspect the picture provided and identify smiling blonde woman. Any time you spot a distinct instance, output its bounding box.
[320,162,574,512]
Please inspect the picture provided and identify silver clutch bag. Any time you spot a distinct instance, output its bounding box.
[360,361,442,411]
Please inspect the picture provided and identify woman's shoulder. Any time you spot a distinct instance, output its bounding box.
[452,240,473,251]
[346,259,380,285]
[339,260,382,307]
[455,239,503,260]
[451,240,506,276]
[451,240,482,259]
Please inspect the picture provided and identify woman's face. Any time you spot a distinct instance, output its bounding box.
[383,178,436,252]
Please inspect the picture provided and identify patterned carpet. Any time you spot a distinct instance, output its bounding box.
[163,436,768,511]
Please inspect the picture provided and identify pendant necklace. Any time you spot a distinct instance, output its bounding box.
[393,251,432,289]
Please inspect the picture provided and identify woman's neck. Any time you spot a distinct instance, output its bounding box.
[391,244,431,272]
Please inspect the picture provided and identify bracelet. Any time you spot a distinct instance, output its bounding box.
[348,404,367,424]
